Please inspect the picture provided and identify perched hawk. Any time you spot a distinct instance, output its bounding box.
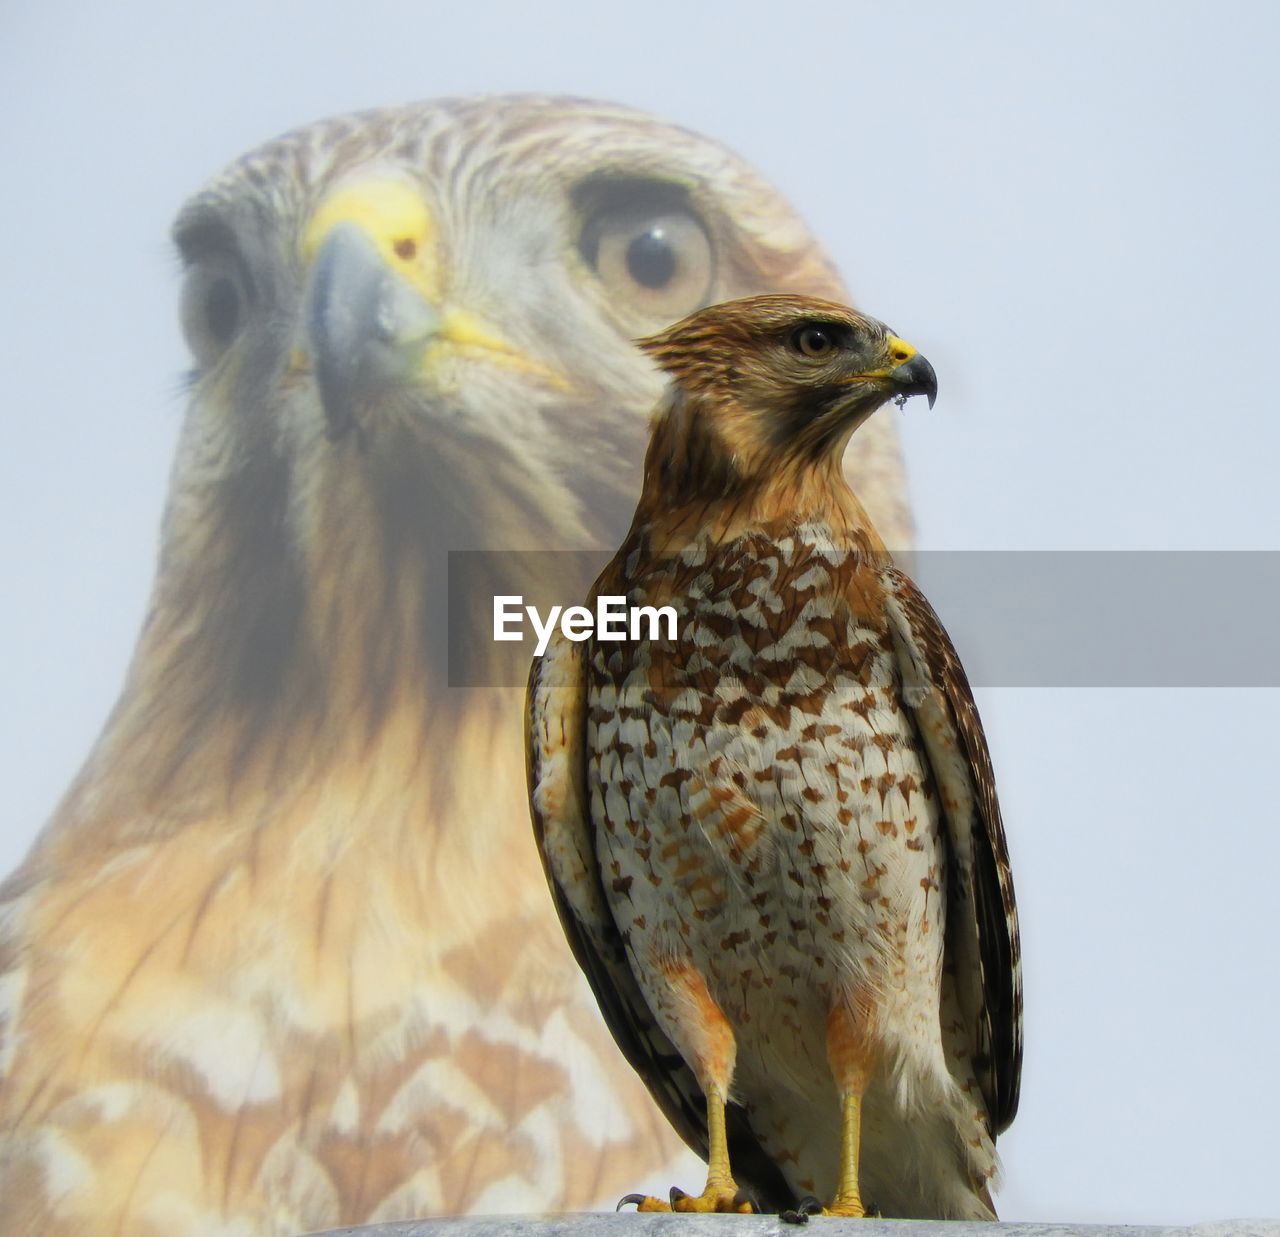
[527,295,1021,1220]
[0,100,910,1234]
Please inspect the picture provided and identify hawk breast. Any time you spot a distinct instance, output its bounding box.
[586,524,947,1094]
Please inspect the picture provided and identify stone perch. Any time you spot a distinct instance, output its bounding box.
[315,1216,1280,1237]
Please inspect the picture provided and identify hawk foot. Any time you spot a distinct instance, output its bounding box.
[617,1183,754,1213]
[779,1194,881,1221]
[823,1200,866,1218]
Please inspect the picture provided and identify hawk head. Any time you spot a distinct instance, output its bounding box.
[171,103,876,562]
[637,294,935,501]
[156,102,916,732]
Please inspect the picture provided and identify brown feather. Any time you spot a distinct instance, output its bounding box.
[530,293,1019,1219]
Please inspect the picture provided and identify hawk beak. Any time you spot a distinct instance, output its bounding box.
[299,182,566,440]
[304,221,441,440]
[885,348,936,412]
[844,336,938,411]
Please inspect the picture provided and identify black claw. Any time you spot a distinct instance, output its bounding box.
[616,1193,647,1211]
[669,1186,690,1207]
[732,1188,757,1213]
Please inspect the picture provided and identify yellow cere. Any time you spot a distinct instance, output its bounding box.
[302,179,441,306]
[851,335,919,381]
[886,336,918,365]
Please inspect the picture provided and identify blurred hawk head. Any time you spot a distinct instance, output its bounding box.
[143,95,910,791]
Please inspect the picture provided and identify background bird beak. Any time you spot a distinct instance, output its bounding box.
[303,205,569,441]
[887,352,938,409]
[305,222,444,440]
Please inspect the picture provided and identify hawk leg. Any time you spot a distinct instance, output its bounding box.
[821,995,878,1217]
[617,962,752,1214]
[617,1088,753,1213]
[824,1091,867,1218]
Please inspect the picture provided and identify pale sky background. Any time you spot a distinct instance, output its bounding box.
[2,0,1278,1226]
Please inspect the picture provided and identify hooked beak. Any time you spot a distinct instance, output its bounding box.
[888,351,938,409]
[842,334,938,412]
[306,222,441,440]
[882,336,938,409]
[300,181,568,441]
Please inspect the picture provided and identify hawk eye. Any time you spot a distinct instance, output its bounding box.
[625,229,679,290]
[793,324,836,359]
[578,188,714,321]
[179,260,250,368]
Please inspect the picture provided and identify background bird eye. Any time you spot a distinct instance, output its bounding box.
[580,200,713,320]
[179,262,248,367]
[793,324,836,359]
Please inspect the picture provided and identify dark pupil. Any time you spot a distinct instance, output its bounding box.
[803,328,830,354]
[626,228,678,289]
[205,277,241,342]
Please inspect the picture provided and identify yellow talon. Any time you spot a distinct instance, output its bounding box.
[617,1185,752,1214]
[615,1084,753,1213]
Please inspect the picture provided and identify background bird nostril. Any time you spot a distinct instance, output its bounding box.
[393,237,417,260]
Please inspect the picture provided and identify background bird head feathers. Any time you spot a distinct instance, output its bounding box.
[97,97,912,813]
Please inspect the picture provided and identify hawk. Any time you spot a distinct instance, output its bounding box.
[0,100,911,1234]
[527,295,1021,1220]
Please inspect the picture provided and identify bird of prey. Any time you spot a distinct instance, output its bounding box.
[0,100,911,1234]
[527,294,1021,1220]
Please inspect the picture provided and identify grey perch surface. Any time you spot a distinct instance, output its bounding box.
[313,1216,1280,1237]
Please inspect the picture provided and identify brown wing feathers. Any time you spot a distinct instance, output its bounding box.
[885,567,1023,1133]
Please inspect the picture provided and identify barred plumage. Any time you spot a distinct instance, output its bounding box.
[528,294,1020,1219]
